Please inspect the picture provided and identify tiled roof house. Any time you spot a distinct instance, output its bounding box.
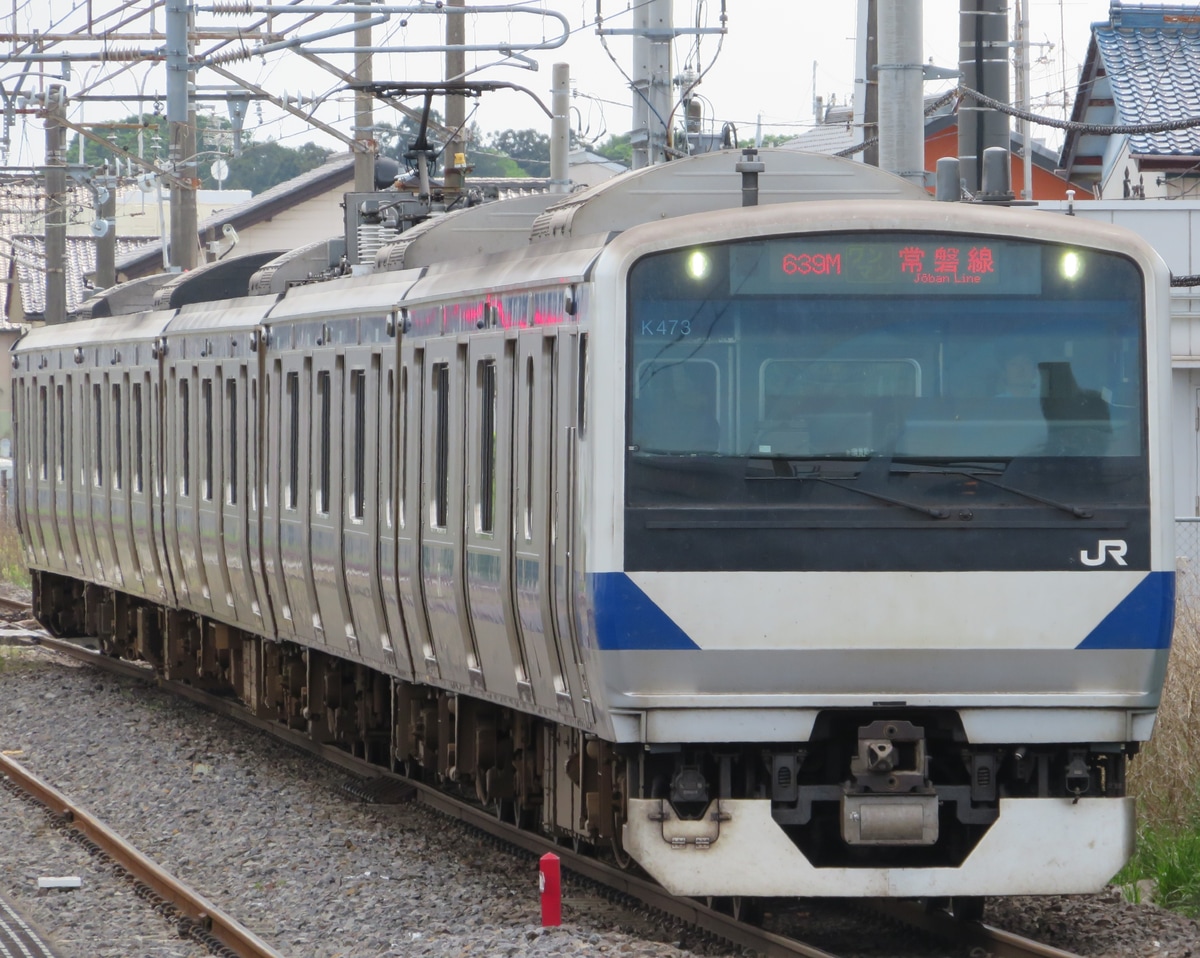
[1060,2,1200,198]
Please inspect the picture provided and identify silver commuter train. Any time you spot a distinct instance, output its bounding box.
[13,149,1175,902]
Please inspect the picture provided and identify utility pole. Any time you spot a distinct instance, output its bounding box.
[631,0,673,169]
[959,0,1010,194]
[444,0,466,194]
[1015,0,1033,199]
[167,0,198,270]
[95,163,117,289]
[354,0,376,193]
[43,85,67,325]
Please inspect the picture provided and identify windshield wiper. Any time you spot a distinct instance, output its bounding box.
[889,460,1094,519]
[747,457,950,520]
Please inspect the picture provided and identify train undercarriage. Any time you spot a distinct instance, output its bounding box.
[34,568,1135,897]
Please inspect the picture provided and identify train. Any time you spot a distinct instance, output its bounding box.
[12,148,1175,910]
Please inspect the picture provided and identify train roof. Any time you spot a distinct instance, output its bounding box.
[267,267,421,322]
[528,148,929,242]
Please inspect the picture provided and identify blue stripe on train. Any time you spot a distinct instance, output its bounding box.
[590,572,700,651]
[591,570,1176,652]
[1075,571,1175,650]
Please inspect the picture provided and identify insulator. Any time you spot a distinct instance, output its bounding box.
[356,224,397,264]
[210,0,254,12]
[101,46,154,62]
[207,46,254,66]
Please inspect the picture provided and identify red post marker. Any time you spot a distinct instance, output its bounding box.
[539,852,562,926]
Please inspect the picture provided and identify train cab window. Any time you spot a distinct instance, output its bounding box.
[227,378,238,506]
[286,371,299,510]
[351,369,366,520]
[133,382,144,493]
[478,359,497,534]
[93,383,103,487]
[56,384,65,483]
[39,385,47,480]
[180,379,190,497]
[317,370,331,515]
[202,378,213,501]
[113,383,122,490]
[433,363,450,529]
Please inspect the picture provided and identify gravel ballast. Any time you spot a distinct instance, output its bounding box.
[1,644,1198,957]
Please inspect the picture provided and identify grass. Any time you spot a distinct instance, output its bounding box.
[0,512,29,589]
[1116,591,1200,915]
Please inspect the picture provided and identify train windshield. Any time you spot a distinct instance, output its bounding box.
[624,231,1149,571]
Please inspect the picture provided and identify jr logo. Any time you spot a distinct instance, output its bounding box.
[1080,540,1129,567]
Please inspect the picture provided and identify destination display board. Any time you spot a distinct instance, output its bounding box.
[728,234,1047,296]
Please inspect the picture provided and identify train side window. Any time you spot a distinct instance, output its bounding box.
[351,368,366,520]
[478,359,496,534]
[227,378,238,506]
[39,384,47,480]
[113,382,122,490]
[93,382,103,487]
[286,371,299,510]
[433,362,450,529]
[317,369,331,515]
[202,377,213,501]
[56,384,65,483]
[180,378,190,498]
[133,382,144,493]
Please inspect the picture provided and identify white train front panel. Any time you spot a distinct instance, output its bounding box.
[579,202,1174,896]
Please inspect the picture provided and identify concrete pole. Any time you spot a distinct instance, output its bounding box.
[1015,0,1033,199]
[95,165,117,289]
[167,0,197,270]
[44,85,67,325]
[959,0,1010,193]
[354,0,376,193]
[444,0,466,194]
[878,0,925,185]
[631,0,672,169]
[550,63,570,193]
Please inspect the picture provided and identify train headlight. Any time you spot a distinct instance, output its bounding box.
[685,250,711,281]
[1059,250,1083,281]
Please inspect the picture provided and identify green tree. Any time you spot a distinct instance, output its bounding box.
[592,133,632,167]
[220,140,331,193]
[485,128,551,177]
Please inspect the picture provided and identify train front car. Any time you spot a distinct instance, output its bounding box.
[586,201,1174,899]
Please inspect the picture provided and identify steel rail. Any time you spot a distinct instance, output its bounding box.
[0,749,285,958]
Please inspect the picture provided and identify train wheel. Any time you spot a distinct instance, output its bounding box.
[951,896,985,922]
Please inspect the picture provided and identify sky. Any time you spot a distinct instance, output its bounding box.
[4,0,1119,169]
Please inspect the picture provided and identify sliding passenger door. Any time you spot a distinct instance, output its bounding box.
[342,344,395,670]
[512,330,574,716]
[309,351,356,658]
[551,329,591,723]
[164,363,211,614]
[53,375,83,576]
[377,349,414,679]
[218,360,267,634]
[262,358,297,642]
[276,353,320,646]
[397,341,436,682]
[417,338,477,689]
[129,372,167,601]
[464,336,527,703]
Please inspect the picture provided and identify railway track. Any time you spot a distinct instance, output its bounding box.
[16,630,1087,958]
[0,749,284,958]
